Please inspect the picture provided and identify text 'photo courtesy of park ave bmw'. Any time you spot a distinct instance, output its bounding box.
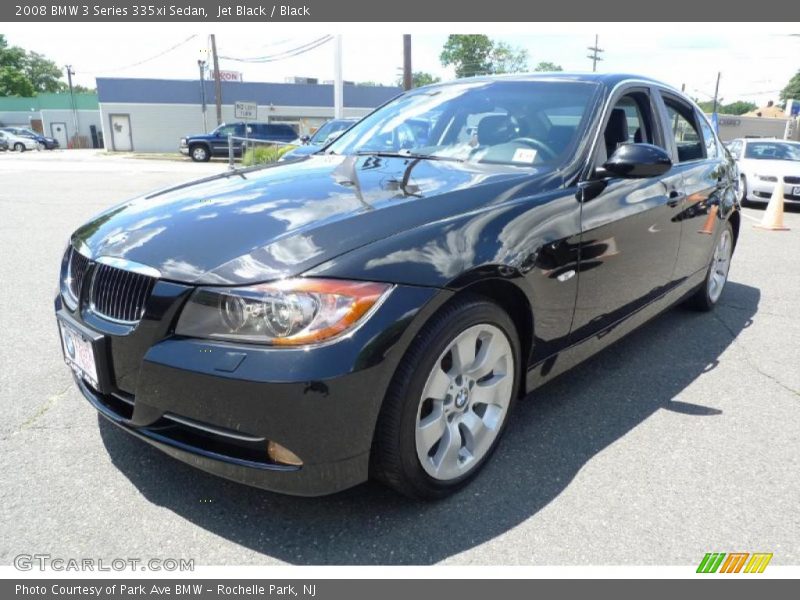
[55,71,742,499]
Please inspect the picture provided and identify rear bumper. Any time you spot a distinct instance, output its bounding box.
[57,283,445,496]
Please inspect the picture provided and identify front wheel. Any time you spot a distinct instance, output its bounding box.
[371,296,520,499]
[189,144,210,162]
[685,221,734,311]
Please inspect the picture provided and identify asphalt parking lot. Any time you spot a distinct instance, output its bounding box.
[1,149,798,566]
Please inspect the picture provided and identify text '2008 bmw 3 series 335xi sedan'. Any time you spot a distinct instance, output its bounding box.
[55,73,739,499]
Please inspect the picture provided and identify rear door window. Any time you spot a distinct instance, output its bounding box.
[696,111,719,158]
[661,95,705,163]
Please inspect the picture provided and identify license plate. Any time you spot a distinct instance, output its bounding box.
[58,320,99,389]
[793,186,800,196]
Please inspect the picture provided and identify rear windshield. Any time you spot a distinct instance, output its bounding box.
[265,124,298,137]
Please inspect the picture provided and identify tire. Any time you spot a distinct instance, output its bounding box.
[371,295,521,499]
[14,143,25,152]
[189,144,210,162]
[737,175,750,207]
[685,221,734,311]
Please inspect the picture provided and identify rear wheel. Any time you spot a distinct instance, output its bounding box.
[14,142,25,152]
[685,221,734,311]
[190,144,210,162]
[371,296,520,499]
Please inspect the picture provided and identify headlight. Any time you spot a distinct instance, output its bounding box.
[176,278,392,345]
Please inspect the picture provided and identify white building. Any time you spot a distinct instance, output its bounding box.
[96,77,402,153]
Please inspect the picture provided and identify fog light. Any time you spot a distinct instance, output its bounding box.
[267,441,303,466]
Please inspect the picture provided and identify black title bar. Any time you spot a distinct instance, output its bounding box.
[5,0,800,21]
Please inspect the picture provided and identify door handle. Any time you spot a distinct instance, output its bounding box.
[667,190,685,208]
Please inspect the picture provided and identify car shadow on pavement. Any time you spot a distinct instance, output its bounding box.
[99,281,759,565]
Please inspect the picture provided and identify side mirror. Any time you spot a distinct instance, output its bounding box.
[601,143,672,178]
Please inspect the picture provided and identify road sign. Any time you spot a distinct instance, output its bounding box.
[234,101,257,120]
[215,70,243,82]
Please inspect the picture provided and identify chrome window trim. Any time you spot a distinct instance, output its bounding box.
[580,78,705,180]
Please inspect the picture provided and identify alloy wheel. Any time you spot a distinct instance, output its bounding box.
[708,228,732,303]
[415,323,514,481]
[191,146,208,161]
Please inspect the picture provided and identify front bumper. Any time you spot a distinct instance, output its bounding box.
[179,145,189,155]
[749,179,800,204]
[56,282,444,496]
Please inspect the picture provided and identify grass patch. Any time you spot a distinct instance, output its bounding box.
[242,144,296,166]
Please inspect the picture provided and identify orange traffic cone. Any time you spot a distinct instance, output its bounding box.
[754,177,790,231]
[698,203,719,234]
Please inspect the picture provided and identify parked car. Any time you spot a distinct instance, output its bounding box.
[0,130,41,152]
[0,136,8,151]
[726,138,800,206]
[56,74,738,499]
[180,122,298,162]
[1,126,59,149]
[280,118,358,160]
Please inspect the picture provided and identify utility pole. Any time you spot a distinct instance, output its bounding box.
[711,72,721,115]
[402,34,412,91]
[587,35,604,72]
[197,59,208,133]
[64,65,79,148]
[210,34,223,125]
[333,35,343,119]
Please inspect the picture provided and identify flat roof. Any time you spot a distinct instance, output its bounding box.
[96,77,402,108]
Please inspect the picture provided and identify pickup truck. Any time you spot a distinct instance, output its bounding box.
[180,122,298,162]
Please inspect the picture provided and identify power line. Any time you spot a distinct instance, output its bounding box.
[219,36,333,63]
[81,34,198,75]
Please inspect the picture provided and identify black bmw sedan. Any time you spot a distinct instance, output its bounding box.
[55,74,739,498]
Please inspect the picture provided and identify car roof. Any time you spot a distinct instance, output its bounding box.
[416,72,676,93]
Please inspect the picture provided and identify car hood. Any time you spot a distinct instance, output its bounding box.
[72,154,557,285]
[184,133,215,140]
[739,158,800,177]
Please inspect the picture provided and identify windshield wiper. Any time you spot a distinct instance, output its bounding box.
[355,150,464,163]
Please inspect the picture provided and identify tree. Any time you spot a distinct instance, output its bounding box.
[0,34,69,96]
[695,99,757,115]
[720,100,757,115]
[440,35,528,78]
[395,71,441,88]
[534,61,563,72]
[0,67,35,97]
[780,70,800,101]
[23,51,63,93]
[490,42,528,74]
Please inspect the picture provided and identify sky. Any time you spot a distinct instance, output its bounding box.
[4,23,799,106]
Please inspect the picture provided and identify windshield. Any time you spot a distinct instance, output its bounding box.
[744,141,800,162]
[327,80,600,167]
[310,120,353,144]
